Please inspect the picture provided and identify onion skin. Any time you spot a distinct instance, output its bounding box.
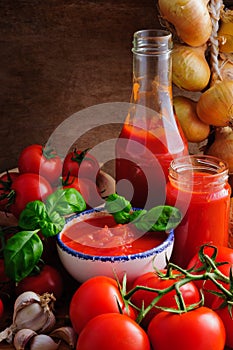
[158,0,212,47]
[218,9,233,53]
[206,127,233,173]
[219,59,233,81]
[196,81,233,127]
[173,96,210,142]
[172,44,210,91]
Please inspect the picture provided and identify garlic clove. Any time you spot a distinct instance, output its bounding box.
[30,334,60,350]
[50,326,78,348]
[40,309,56,334]
[13,291,41,318]
[13,328,37,350]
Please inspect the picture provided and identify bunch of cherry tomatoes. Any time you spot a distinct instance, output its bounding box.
[0,144,100,218]
[69,245,233,350]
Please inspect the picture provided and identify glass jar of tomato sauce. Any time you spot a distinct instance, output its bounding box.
[115,29,188,209]
[166,155,231,268]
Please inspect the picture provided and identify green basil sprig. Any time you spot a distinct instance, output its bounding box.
[105,194,182,232]
[4,188,86,282]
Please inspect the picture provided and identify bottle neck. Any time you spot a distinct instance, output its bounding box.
[130,30,173,116]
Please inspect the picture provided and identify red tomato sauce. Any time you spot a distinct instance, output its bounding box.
[166,171,231,268]
[61,215,167,256]
[116,123,187,209]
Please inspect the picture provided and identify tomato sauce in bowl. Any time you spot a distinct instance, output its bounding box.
[56,208,174,283]
[61,214,167,256]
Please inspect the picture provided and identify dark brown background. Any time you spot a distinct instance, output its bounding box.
[0,0,162,174]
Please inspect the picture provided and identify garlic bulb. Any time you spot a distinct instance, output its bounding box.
[0,291,56,343]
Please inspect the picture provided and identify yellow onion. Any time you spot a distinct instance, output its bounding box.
[196,80,233,126]
[218,9,233,53]
[206,126,233,173]
[219,58,233,81]
[158,0,212,47]
[172,44,211,91]
[173,96,210,142]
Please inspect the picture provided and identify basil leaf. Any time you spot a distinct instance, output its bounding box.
[113,211,131,224]
[105,194,132,214]
[4,230,43,282]
[46,188,86,216]
[40,211,65,237]
[134,206,182,232]
[18,200,47,230]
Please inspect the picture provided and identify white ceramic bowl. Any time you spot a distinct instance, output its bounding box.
[56,208,174,283]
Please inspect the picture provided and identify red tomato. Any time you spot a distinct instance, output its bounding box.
[131,270,200,328]
[187,245,233,307]
[9,173,53,217]
[69,276,136,334]
[212,297,233,349]
[147,307,226,350]
[15,265,64,300]
[18,144,62,184]
[0,171,19,211]
[62,175,103,208]
[76,313,150,350]
[62,149,100,180]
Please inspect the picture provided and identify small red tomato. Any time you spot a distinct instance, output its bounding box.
[212,296,233,348]
[147,307,226,350]
[62,175,103,208]
[131,269,200,328]
[69,276,136,335]
[9,173,53,217]
[18,144,62,184]
[15,265,64,300]
[187,245,233,307]
[62,149,100,181]
[0,171,19,211]
[76,313,151,350]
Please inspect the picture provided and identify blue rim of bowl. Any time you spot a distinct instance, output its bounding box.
[56,208,174,262]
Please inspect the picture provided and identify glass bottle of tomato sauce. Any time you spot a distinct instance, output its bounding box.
[115,29,188,209]
[166,155,231,268]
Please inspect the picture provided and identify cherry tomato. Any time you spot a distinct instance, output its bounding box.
[187,245,233,307]
[62,149,100,181]
[76,313,150,350]
[147,306,226,350]
[69,276,136,334]
[62,175,103,208]
[9,173,53,217]
[15,265,64,300]
[18,144,62,184]
[212,296,233,349]
[0,171,19,211]
[131,269,200,328]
